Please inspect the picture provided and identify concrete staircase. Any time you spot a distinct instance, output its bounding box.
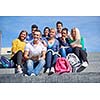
[0,52,100,83]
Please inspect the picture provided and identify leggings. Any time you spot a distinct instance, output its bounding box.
[73,47,88,63]
[11,50,23,67]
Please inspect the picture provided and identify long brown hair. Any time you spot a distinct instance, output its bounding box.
[18,30,28,40]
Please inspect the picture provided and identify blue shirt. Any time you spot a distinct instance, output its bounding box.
[47,39,59,52]
[26,33,33,43]
[58,37,71,47]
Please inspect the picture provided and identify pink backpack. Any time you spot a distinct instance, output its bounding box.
[55,57,72,74]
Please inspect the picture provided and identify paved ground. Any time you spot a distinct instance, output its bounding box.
[0,52,100,83]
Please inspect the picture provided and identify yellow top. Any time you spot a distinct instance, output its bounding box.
[11,39,26,57]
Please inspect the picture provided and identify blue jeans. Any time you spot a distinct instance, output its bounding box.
[45,51,59,69]
[59,47,73,58]
[26,59,45,76]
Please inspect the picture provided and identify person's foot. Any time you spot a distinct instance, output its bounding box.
[24,74,28,77]
[43,68,49,73]
[17,65,23,74]
[44,68,50,73]
[31,73,36,76]
[76,66,86,72]
[82,61,88,67]
[48,71,54,75]
[17,68,23,74]
[50,67,55,73]
[48,67,55,75]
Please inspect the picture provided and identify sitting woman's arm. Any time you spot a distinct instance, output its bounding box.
[70,39,82,48]
[11,40,18,55]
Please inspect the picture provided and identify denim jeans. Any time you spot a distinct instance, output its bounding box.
[45,51,59,69]
[59,47,73,58]
[26,59,45,76]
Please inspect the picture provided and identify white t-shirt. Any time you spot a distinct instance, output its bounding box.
[25,41,47,58]
[56,32,62,38]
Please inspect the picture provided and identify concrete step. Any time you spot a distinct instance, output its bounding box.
[0,68,15,74]
[87,52,100,61]
[0,72,100,83]
[0,52,100,83]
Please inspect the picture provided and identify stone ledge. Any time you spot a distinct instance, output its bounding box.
[0,72,100,83]
[0,68,15,74]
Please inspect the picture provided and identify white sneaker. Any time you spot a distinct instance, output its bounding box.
[31,73,36,76]
[46,68,50,73]
[24,74,28,77]
[50,67,55,73]
[82,61,88,67]
[17,68,23,74]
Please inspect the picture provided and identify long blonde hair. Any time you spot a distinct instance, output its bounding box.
[71,27,81,40]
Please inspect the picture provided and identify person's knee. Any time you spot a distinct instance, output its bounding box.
[67,48,73,53]
[74,47,80,51]
[46,51,53,60]
[59,48,66,56]
[39,59,45,65]
[60,48,65,52]
[47,51,52,55]
[17,50,23,54]
[26,59,33,66]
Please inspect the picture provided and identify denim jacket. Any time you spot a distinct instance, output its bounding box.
[57,37,71,47]
[25,33,33,43]
[47,39,59,52]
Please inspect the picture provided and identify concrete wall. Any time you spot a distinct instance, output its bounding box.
[1,47,11,55]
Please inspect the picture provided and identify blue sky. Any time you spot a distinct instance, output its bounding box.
[0,16,100,52]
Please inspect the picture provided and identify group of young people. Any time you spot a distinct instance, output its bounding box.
[10,21,89,76]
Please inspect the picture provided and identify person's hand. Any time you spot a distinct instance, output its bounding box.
[31,56,39,61]
[62,37,66,42]
[71,44,82,48]
[61,45,64,48]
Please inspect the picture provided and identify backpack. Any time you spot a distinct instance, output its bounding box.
[55,57,72,74]
[0,56,14,68]
[66,53,81,68]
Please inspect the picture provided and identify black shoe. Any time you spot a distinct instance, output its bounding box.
[43,68,47,73]
[48,71,54,75]
[76,66,86,72]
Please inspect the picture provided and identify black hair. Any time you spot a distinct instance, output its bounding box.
[34,30,42,36]
[43,27,50,33]
[56,21,63,27]
[62,28,68,33]
[31,24,38,29]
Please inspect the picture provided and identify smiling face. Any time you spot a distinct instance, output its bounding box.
[32,28,37,34]
[33,31,41,41]
[49,28,56,38]
[19,31,27,41]
[56,23,63,33]
[61,30,68,38]
[44,28,50,36]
